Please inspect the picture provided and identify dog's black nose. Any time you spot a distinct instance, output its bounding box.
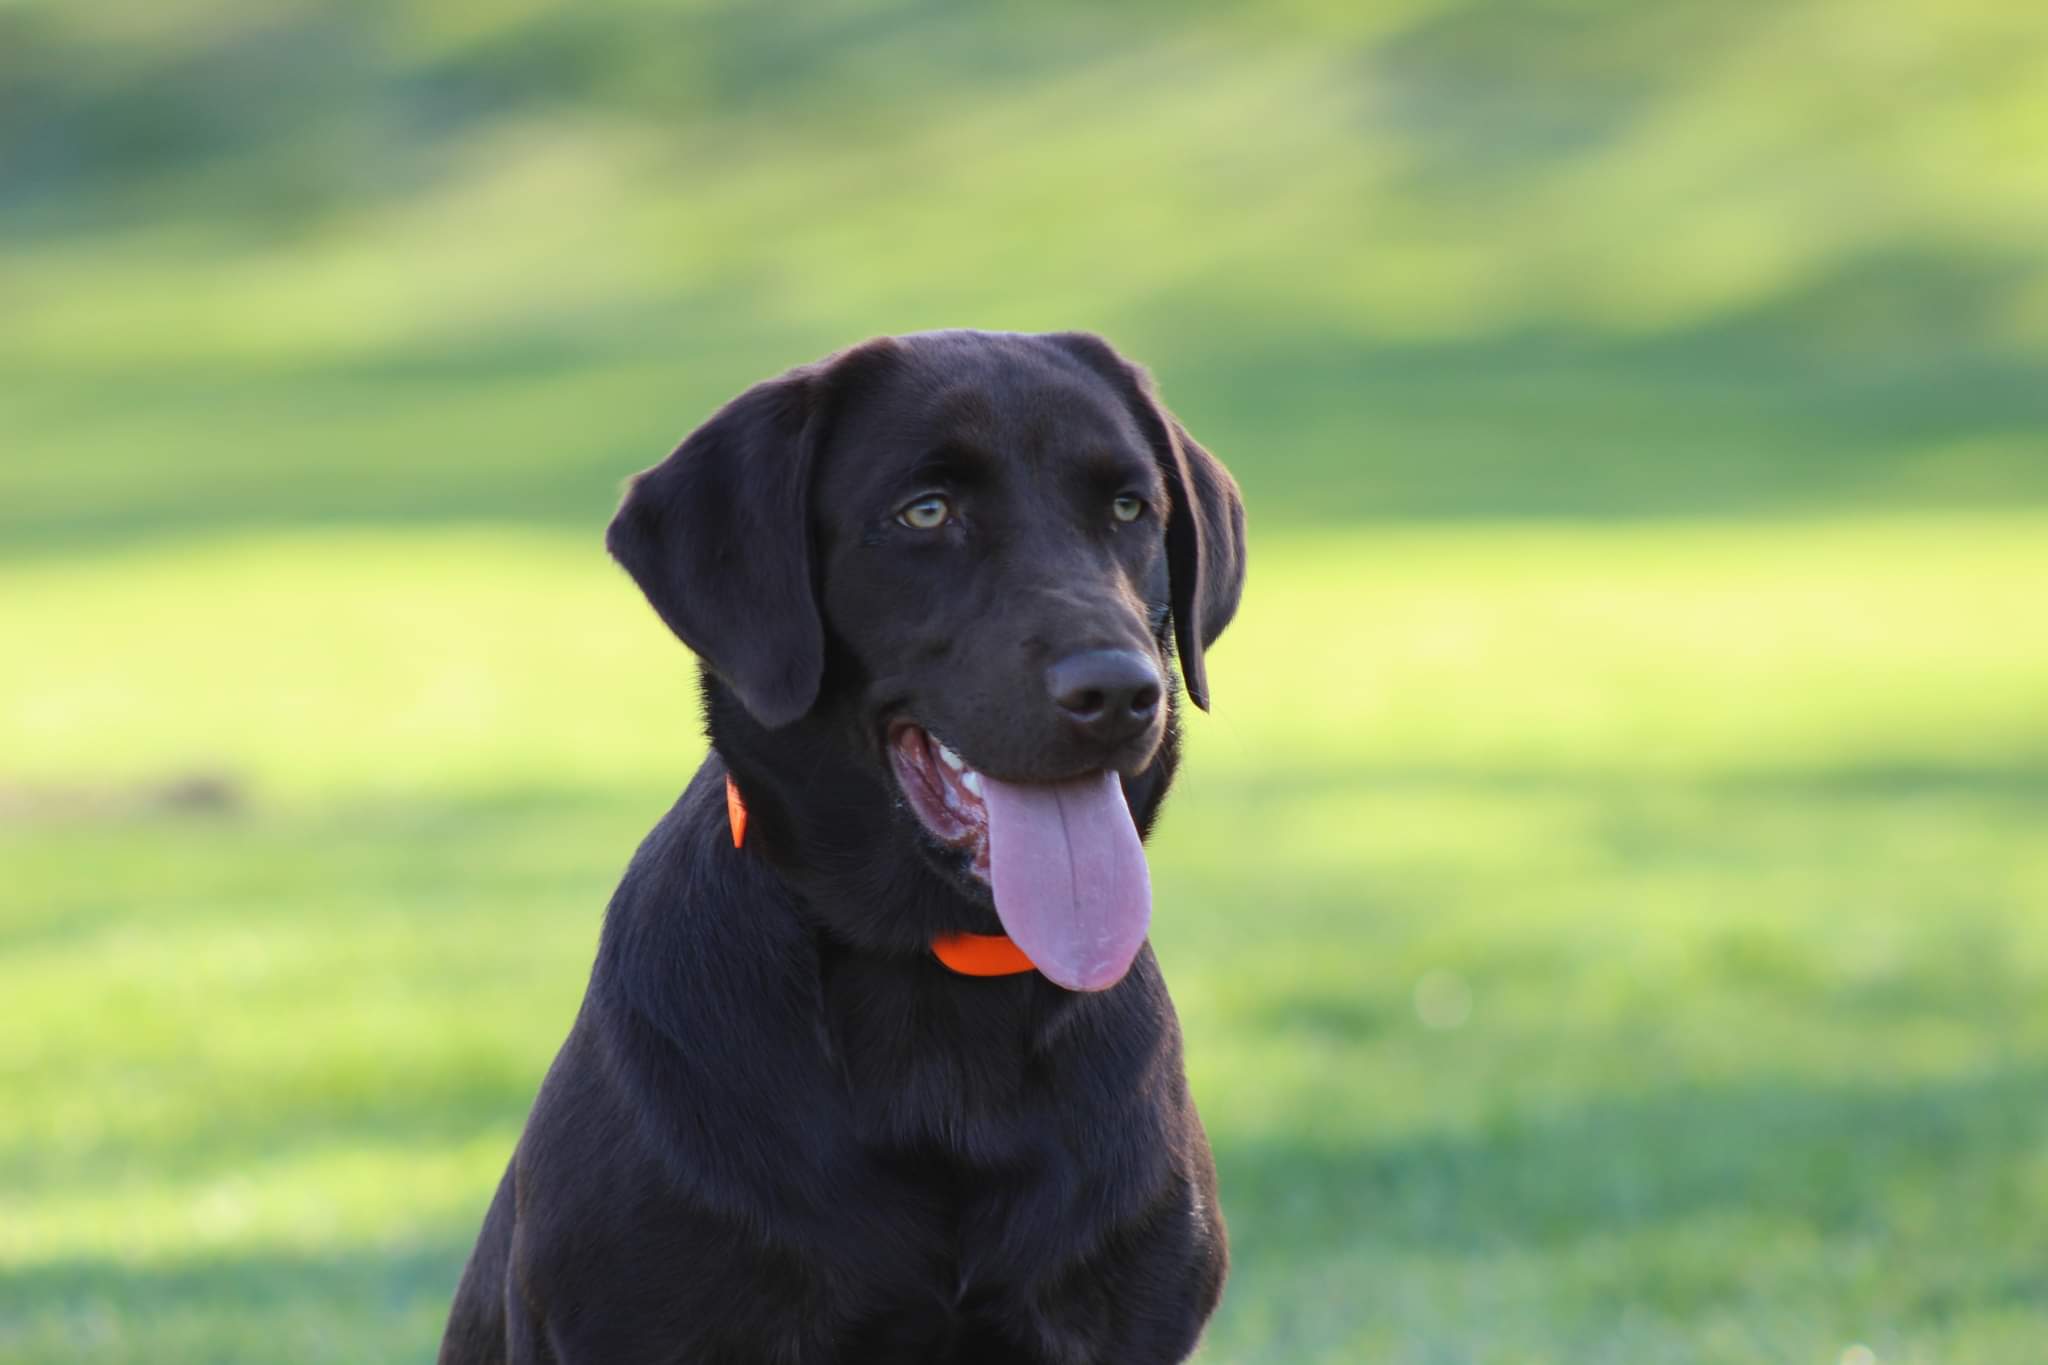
[1047,649,1163,745]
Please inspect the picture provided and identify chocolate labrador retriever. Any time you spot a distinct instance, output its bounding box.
[439,329,1246,1363]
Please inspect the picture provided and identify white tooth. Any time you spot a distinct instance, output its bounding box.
[935,742,965,772]
[960,770,983,797]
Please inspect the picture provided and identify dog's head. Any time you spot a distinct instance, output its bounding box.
[607,330,1246,989]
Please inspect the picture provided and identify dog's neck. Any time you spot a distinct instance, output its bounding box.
[723,771,1034,977]
[697,673,1180,970]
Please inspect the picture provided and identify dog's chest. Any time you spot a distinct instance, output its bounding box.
[817,970,1173,1291]
[830,980,1056,1161]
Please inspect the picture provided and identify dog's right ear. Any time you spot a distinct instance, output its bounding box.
[1043,331,1247,711]
[605,369,828,729]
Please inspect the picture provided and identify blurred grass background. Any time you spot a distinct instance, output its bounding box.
[3,2,2046,1361]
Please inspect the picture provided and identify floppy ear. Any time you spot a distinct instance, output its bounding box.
[1046,333,1248,710]
[606,371,826,729]
[1157,413,1247,711]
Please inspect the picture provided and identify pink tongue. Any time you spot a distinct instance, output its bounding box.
[982,770,1151,992]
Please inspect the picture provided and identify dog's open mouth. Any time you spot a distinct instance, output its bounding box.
[889,725,995,879]
[888,725,1151,992]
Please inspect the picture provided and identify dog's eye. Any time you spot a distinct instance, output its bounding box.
[898,495,952,530]
[1111,494,1146,524]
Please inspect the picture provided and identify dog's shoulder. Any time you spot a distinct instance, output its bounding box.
[521,762,848,1191]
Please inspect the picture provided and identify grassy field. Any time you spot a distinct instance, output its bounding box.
[4,519,2046,1362]
[9,0,2048,553]
[7,0,2048,1360]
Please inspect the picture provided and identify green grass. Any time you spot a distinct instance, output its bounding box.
[5,520,2046,1362]
[7,0,2048,552]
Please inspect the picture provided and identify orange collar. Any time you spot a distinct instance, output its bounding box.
[928,931,1036,976]
[725,774,1037,979]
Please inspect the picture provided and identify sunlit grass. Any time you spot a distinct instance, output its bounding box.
[3,517,2042,797]
[4,519,2046,1362]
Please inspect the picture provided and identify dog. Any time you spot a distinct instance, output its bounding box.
[439,329,1246,1364]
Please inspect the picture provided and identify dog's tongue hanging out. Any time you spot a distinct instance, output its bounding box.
[981,771,1151,992]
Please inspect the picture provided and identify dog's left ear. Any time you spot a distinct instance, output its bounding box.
[606,375,822,728]
[1047,333,1248,710]
[606,341,902,729]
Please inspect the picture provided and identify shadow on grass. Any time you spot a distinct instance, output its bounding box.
[8,1067,2045,1362]
[10,269,2048,561]
[1215,1065,2048,1271]
[0,1239,469,1365]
